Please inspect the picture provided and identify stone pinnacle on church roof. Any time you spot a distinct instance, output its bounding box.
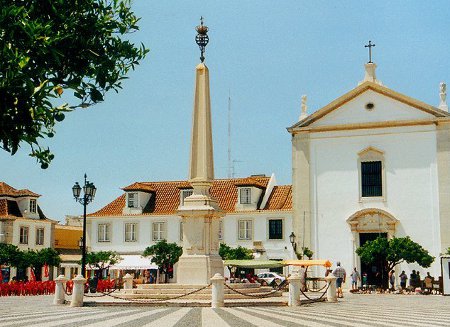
[195,17,209,63]
[359,40,382,86]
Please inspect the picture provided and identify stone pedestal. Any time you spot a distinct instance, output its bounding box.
[325,275,337,302]
[177,254,223,285]
[53,275,67,305]
[70,275,86,307]
[211,273,225,308]
[288,273,301,306]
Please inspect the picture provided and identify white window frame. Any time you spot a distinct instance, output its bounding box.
[180,189,193,206]
[124,222,137,242]
[98,223,111,242]
[152,222,166,241]
[358,147,386,202]
[36,227,45,245]
[238,219,252,240]
[239,188,252,204]
[127,192,138,208]
[29,199,37,213]
[19,226,29,244]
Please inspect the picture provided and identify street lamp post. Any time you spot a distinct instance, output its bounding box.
[72,174,96,277]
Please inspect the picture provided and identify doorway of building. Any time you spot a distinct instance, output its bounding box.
[359,232,387,288]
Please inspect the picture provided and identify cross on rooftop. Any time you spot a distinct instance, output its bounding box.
[365,40,375,63]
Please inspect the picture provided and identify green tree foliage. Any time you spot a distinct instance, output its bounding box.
[0,243,22,267]
[219,243,253,260]
[356,236,434,281]
[219,243,253,274]
[22,248,61,281]
[85,250,122,278]
[0,0,148,167]
[446,247,450,255]
[143,240,182,283]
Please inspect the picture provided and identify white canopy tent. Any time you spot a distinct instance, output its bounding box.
[109,255,158,270]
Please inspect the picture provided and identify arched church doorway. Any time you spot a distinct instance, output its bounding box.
[347,209,398,288]
[359,232,387,287]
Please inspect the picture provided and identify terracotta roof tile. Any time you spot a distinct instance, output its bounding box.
[0,182,40,198]
[263,185,292,211]
[89,177,292,218]
[122,182,156,192]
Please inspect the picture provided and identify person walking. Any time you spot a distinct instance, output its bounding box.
[399,271,408,291]
[350,267,360,291]
[388,270,395,292]
[333,261,346,298]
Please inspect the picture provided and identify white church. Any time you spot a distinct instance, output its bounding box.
[288,60,449,284]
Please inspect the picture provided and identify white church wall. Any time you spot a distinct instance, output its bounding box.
[308,124,442,277]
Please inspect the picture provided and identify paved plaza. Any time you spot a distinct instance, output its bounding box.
[0,293,449,326]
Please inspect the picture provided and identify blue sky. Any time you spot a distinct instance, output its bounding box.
[2,1,449,221]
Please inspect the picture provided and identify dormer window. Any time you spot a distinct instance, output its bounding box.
[29,199,37,213]
[181,189,193,206]
[127,192,138,208]
[239,188,251,204]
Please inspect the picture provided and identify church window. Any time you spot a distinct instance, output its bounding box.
[239,188,251,204]
[358,147,385,200]
[361,161,382,197]
[98,224,111,242]
[238,220,252,240]
[268,219,283,240]
[127,192,138,208]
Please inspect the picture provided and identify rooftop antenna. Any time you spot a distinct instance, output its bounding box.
[227,89,232,178]
[232,159,242,178]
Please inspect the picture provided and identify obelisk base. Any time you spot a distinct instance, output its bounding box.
[177,254,223,285]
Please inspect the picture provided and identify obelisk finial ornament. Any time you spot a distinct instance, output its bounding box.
[195,17,209,63]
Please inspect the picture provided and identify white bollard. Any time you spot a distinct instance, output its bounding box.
[53,275,68,305]
[288,273,302,306]
[210,273,225,308]
[70,275,87,307]
[123,273,133,290]
[325,274,337,303]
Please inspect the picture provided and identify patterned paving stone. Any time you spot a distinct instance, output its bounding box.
[0,293,449,326]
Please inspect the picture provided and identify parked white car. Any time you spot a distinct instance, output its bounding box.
[256,272,285,285]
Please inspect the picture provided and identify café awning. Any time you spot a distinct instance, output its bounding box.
[223,260,284,269]
[109,255,158,270]
[281,259,332,267]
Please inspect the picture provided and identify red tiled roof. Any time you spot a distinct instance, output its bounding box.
[234,177,267,189]
[0,182,40,198]
[89,177,292,217]
[0,199,23,219]
[122,182,156,192]
[263,186,292,210]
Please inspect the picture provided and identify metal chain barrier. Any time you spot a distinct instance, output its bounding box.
[299,281,330,302]
[84,287,118,297]
[223,280,287,298]
[98,283,212,303]
[307,282,328,293]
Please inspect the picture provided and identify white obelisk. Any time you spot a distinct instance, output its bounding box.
[177,19,224,285]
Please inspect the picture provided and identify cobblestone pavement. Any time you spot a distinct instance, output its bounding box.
[0,293,449,326]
